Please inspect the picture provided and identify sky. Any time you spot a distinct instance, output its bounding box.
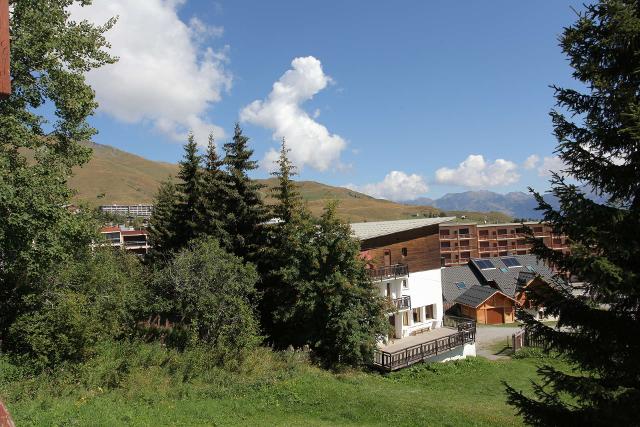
[70,0,585,200]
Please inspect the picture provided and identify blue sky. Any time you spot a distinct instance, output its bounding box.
[75,0,584,200]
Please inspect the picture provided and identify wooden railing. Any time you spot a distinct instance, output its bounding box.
[373,329,476,371]
[442,315,476,333]
[368,264,409,280]
[392,295,411,310]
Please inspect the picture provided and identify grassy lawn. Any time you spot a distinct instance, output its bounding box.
[0,343,567,426]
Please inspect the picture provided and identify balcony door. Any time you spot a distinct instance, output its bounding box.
[384,250,391,266]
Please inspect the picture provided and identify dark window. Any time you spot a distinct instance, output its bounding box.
[479,229,489,236]
[455,282,467,289]
[440,229,450,236]
[497,229,507,235]
[498,240,508,247]
[480,241,490,248]
[402,247,408,257]
[502,258,522,267]
[475,259,495,269]
[459,228,470,235]
[533,226,543,233]
[460,240,470,247]
[441,241,451,248]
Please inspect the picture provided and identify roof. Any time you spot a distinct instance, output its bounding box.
[350,217,455,240]
[442,254,568,303]
[439,221,546,228]
[454,285,507,308]
[121,230,148,236]
[100,226,121,233]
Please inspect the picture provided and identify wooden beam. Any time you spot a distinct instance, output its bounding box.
[0,0,10,99]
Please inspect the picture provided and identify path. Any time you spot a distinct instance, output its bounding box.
[474,324,522,360]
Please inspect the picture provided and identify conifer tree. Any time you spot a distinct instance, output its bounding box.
[222,124,267,259]
[176,133,203,246]
[199,134,231,249]
[506,1,640,424]
[147,179,180,259]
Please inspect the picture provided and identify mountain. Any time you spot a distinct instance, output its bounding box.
[405,190,542,219]
[69,142,444,222]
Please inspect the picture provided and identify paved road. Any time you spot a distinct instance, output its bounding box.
[475,324,523,360]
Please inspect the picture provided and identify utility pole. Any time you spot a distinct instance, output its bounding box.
[0,0,10,99]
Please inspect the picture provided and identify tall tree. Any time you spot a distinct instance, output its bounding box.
[0,1,115,352]
[147,179,180,259]
[270,138,303,223]
[176,133,202,246]
[199,134,231,249]
[222,123,267,259]
[507,1,640,424]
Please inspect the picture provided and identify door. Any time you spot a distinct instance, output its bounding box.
[384,250,391,266]
[386,282,391,298]
[388,315,396,338]
[486,308,504,324]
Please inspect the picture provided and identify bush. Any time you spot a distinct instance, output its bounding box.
[152,237,261,368]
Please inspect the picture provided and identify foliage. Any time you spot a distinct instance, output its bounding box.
[199,134,231,249]
[223,124,267,259]
[151,238,261,367]
[506,1,640,425]
[147,179,180,259]
[0,0,116,358]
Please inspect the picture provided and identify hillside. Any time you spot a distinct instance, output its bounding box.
[69,142,444,222]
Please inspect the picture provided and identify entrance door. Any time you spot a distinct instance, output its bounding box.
[486,308,504,324]
[384,250,391,266]
[388,315,396,338]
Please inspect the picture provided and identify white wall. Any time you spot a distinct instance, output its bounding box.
[407,268,444,325]
[429,343,476,363]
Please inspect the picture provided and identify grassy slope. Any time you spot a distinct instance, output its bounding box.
[68,142,512,223]
[1,344,566,426]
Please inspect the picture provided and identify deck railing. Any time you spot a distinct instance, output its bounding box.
[368,264,409,281]
[442,315,476,333]
[392,295,411,310]
[373,329,476,371]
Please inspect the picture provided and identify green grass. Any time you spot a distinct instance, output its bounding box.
[0,342,569,426]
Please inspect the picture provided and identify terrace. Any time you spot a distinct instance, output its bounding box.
[367,264,409,281]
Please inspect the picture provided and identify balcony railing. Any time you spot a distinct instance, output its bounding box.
[124,240,148,247]
[457,234,474,239]
[368,264,409,280]
[392,295,411,310]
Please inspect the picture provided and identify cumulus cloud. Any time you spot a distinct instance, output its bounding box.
[537,156,565,177]
[69,1,232,144]
[346,171,429,201]
[435,155,520,188]
[240,56,346,171]
[523,154,540,170]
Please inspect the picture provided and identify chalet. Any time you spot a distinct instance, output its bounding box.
[97,225,150,255]
[350,217,476,370]
[442,255,568,324]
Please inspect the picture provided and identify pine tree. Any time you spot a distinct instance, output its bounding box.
[222,123,267,259]
[270,138,303,223]
[176,133,203,246]
[199,134,231,249]
[506,1,640,424]
[147,179,180,259]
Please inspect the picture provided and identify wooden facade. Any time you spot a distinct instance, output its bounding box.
[360,224,441,272]
[459,292,515,325]
[0,0,9,98]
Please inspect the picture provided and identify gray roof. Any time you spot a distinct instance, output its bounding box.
[454,285,503,308]
[350,217,455,240]
[442,254,568,303]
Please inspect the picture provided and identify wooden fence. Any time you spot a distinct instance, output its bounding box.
[512,328,548,352]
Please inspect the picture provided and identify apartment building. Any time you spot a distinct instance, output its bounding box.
[439,222,570,267]
[98,225,150,255]
[100,204,154,218]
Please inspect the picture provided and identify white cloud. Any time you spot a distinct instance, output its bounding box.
[240,56,346,171]
[537,156,565,177]
[523,154,540,170]
[435,154,520,188]
[69,1,232,144]
[346,171,429,201]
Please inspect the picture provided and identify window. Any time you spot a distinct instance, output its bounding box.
[502,257,522,267]
[441,241,451,248]
[402,279,408,289]
[500,267,508,273]
[526,265,535,272]
[479,229,489,236]
[413,307,421,323]
[386,283,391,297]
[460,251,471,260]
[497,228,507,235]
[498,240,508,247]
[440,229,450,236]
[533,226,543,233]
[460,240,470,247]
[402,247,408,257]
[480,241,490,248]
[515,227,526,234]
[459,228,469,235]
[475,259,495,269]
[455,282,467,289]
[402,311,409,326]
[425,304,434,319]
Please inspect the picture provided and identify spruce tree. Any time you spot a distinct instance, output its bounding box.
[199,134,231,249]
[176,133,203,246]
[147,179,180,259]
[222,124,267,259]
[506,1,640,424]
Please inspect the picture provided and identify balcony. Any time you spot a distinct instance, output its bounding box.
[124,240,148,247]
[439,234,457,240]
[392,295,411,311]
[368,264,409,281]
[457,233,475,239]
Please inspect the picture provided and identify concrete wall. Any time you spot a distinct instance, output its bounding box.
[429,343,476,363]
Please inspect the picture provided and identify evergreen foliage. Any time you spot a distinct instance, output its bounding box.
[0,1,116,358]
[200,134,231,249]
[176,133,203,245]
[506,1,640,424]
[223,124,267,259]
[147,179,180,259]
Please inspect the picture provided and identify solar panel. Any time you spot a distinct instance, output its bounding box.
[455,282,467,289]
[475,259,495,269]
[500,267,508,273]
[502,257,522,267]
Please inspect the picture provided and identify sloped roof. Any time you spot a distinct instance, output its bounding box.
[454,285,506,308]
[350,217,455,240]
[441,265,483,303]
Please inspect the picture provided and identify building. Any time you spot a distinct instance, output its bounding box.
[98,225,150,255]
[441,254,569,324]
[100,204,154,218]
[351,217,476,370]
[439,221,570,267]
